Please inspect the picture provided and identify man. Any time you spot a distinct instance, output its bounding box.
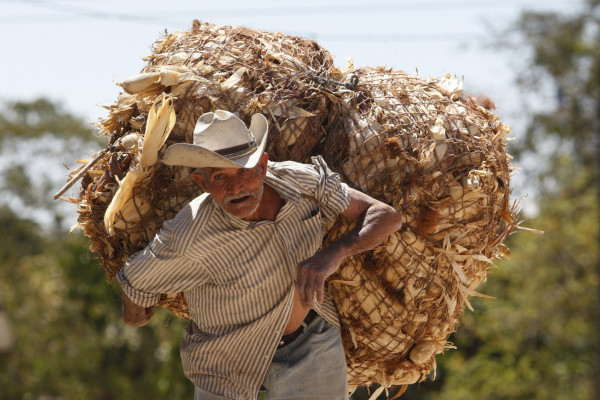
[118,110,403,399]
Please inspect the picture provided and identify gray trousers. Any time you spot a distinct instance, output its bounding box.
[194,315,349,400]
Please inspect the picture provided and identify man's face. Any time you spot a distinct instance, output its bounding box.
[192,154,268,220]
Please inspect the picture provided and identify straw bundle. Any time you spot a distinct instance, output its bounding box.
[61,20,517,389]
[322,68,515,387]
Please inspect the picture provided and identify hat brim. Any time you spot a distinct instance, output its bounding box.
[163,113,268,169]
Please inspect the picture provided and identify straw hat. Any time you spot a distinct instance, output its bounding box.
[163,110,268,169]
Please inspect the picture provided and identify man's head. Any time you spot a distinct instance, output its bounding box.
[163,110,270,220]
[192,153,268,220]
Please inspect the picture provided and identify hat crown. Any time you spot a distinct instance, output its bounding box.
[162,110,268,170]
[193,110,255,153]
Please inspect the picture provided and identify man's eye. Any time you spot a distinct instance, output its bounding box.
[212,174,224,181]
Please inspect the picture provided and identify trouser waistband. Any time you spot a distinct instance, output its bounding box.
[277,309,318,349]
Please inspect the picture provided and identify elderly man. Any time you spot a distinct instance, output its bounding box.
[117,110,403,400]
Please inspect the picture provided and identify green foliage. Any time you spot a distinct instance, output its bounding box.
[513,1,599,169]
[0,98,101,144]
[0,100,193,399]
[0,99,107,230]
[0,220,193,399]
[404,2,600,399]
[0,205,43,263]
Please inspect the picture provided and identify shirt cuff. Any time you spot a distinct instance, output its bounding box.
[116,270,161,307]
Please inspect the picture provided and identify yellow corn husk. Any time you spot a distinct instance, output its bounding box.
[140,94,176,167]
[103,164,146,236]
[118,72,161,94]
[159,65,199,87]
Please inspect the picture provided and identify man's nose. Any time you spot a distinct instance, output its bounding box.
[227,176,245,193]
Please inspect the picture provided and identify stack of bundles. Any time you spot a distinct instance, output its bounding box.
[63,20,517,389]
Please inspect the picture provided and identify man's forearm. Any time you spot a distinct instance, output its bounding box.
[329,203,403,260]
[296,192,403,308]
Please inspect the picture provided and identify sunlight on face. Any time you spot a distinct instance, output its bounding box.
[194,163,266,220]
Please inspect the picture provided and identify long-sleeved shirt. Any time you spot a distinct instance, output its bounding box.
[117,156,351,399]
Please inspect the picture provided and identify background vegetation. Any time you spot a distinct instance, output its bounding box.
[1,1,598,399]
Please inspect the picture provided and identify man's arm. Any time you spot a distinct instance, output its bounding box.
[121,291,155,327]
[116,200,212,326]
[296,188,403,308]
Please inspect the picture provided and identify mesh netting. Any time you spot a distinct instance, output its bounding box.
[320,68,515,386]
[63,20,517,389]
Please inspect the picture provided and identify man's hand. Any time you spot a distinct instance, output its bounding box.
[121,292,155,327]
[296,188,403,309]
[296,246,343,309]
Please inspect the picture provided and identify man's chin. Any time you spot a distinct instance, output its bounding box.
[222,184,264,220]
[225,201,259,219]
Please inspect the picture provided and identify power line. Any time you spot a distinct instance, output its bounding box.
[303,32,483,42]
[0,0,580,46]
[1,0,182,25]
[1,0,578,23]
[163,1,576,17]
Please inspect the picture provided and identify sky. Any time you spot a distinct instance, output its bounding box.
[1,0,576,121]
[0,0,580,222]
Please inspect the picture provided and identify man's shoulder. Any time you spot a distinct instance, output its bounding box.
[267,159,310,172]
[267,157,322,180]
[168,193,213,230]
[188,192,212,212]
[268,156,340,186]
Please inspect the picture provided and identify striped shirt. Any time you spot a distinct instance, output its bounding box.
[117,156,351,399]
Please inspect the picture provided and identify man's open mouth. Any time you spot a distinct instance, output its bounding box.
[229,196,251,204]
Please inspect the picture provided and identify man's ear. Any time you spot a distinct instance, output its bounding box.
[257,153,268,177]
[192,171,208,192]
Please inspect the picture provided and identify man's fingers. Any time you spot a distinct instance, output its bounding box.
[297,262,330,308]
[312,272,328,305]
[145,306,155,320]
[296,264,308,307]
[299,290,308,309]
[306,273,327,308]
[315,277,325,305]
[298,272,315,309]
[304,275,316,309]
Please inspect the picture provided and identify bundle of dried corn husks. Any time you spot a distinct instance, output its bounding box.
[322,67,515,387]
[60,20,517,389]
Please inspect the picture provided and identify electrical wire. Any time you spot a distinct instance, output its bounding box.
[0,0,579,43]
[1,0,578,21]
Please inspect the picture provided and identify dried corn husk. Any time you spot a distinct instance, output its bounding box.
[319,67,516,387]
[140,94,176,167]
[61,20,518,390]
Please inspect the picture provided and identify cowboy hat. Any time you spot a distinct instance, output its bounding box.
[163,110,268,169]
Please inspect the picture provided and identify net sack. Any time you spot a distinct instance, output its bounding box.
[61,20,517,389]
[321,67,515,386]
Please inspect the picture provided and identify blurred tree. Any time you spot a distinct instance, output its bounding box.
[395,1,600,399]
[0,229,192,400]
[0,98,105,230]
[0,100,193,399]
